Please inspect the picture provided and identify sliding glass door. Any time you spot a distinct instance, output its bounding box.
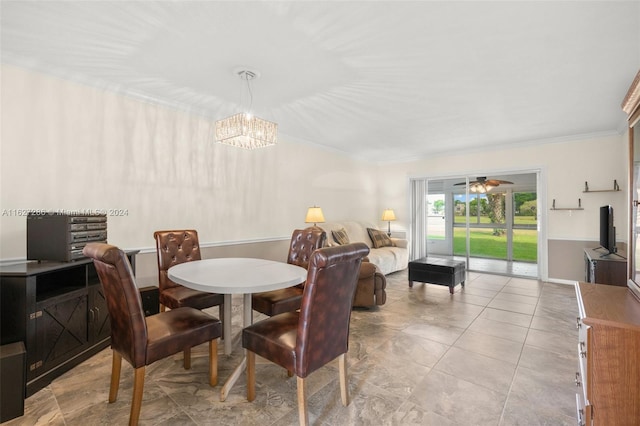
[411,172,538,277]
[426,182,453,255]
[455,185,510,260]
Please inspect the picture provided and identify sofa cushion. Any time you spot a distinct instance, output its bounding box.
[331,228,350,245]
[322,222,374,248]
[367,228,394,248]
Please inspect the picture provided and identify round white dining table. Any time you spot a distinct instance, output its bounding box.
[168,257,307,401]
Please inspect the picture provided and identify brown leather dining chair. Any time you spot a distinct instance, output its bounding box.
[154,229,225,353]
[251,226,326,316]
[83,243,222,426]
[243,242,369,426]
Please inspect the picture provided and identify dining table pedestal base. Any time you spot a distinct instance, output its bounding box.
[220,293,253,401]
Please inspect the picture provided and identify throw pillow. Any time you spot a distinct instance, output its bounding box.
[332,228,350,246]
[367,228,394,248]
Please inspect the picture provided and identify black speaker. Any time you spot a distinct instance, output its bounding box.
[0,341,26,422]
[139,286,159,317]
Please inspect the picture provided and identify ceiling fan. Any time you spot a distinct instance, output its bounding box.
[454,176,514,193]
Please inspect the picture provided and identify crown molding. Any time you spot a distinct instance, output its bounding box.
[622,69,640,122]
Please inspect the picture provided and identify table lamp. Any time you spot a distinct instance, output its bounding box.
[305,206,325,226]
[381,209,396,236]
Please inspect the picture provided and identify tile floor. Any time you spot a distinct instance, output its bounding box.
[5,269,580,425]
[455,256,538,279]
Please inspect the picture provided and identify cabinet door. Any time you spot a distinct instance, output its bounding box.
[88,285,110,343]
[33,289,88,380]
[591,258,627,286]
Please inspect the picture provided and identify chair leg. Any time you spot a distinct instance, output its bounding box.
[209,340,218,386]
[287,369,294,377]
[247,350,256,402]
[160,304,166,312]
[338,353,349,406]
[296,376,308,426]
[219,304,224,340]
[109,351,122,403]
[129,366,145,426]
[183,348,191,369]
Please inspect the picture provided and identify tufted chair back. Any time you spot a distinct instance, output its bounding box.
[295,242,369,377]
[83,243,148,368]
[153,229,224,316]
[287,226,326,269]
[154,230,201,293]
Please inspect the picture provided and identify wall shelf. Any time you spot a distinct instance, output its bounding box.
[550,198,583,210]
[583,180,620,193]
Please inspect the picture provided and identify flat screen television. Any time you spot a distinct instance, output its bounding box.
[599,205,617,254]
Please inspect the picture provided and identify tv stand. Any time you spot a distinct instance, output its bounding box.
[600,251,625,259]
[584,247,627,286]
[0,251,138,396]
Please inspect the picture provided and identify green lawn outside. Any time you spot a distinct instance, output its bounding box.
[447,228,537,262]
[453,215,537,226]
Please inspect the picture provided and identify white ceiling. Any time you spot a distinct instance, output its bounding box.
[2,1,639,163]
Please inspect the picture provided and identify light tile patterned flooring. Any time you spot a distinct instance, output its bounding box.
[6,269,580,425]
[455,256,538,279]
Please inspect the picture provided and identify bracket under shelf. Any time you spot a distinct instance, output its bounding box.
[583,180,620,193]
[550,198,583,210]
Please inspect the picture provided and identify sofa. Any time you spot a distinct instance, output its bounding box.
[320,221,409,275]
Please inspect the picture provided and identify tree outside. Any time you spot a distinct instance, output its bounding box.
[486,193,506,235]
[514,192,537,215]
[519,199,536,216]
[454,197,489,217]
[432,199,444,215]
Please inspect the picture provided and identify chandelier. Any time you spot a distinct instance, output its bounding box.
[215,70,277,149]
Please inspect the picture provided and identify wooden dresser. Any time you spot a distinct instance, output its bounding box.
[575,282,640,425]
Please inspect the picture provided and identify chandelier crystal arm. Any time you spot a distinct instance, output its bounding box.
[215,69,277,149]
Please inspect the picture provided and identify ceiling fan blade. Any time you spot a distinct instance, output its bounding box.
[455,178,512,187]
[485,179,514,186]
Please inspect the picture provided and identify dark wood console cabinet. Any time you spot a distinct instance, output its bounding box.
[583,247,627,286]
[575,282,640,425]
[0,251,137,397]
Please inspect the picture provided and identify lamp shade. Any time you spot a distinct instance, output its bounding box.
[305,206,325,224]
[381,209,396,221]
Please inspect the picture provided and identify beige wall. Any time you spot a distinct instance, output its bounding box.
[376,133,628,281]
[0,65,379,259]
[1,65,630,283]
